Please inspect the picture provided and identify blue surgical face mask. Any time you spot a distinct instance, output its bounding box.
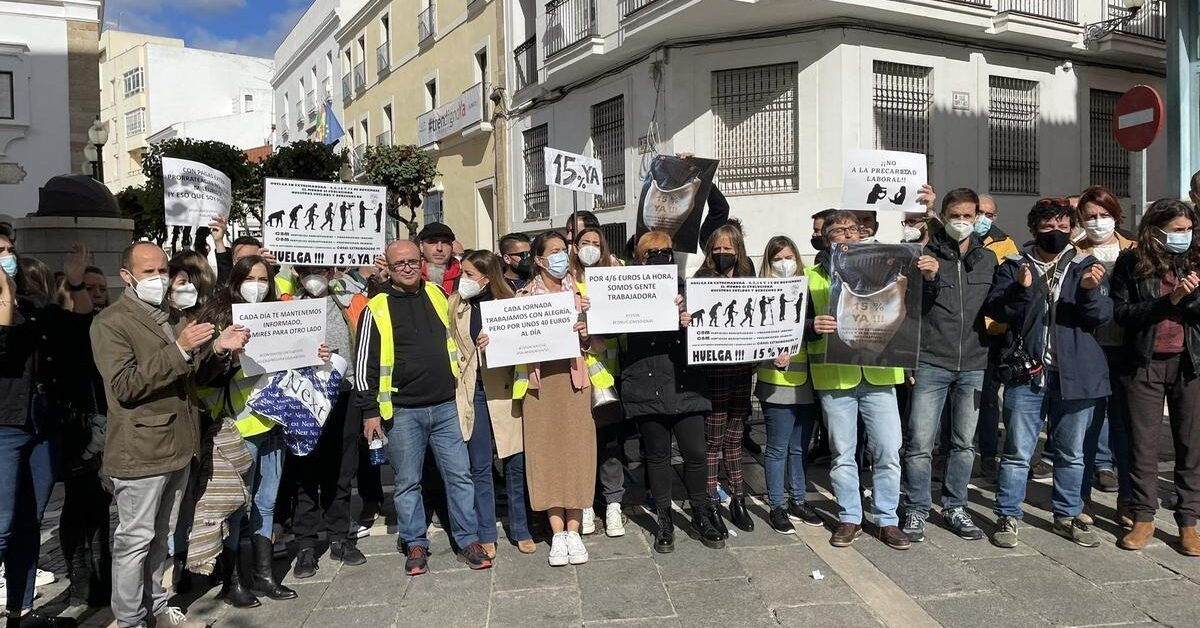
[974,215,993,237]
[0,255,16,278]
[545,251,570,279]
[1160,228,1193,254]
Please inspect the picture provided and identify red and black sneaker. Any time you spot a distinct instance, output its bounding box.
[404,545,429,576]
[458,542,493,570]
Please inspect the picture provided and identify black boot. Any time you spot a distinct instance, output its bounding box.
[654,509,675,554]
[709,500,729,540]
[172,556,192,595]
[691,504,726,549]
[249,536,297,600]
[293,546,318,579]
[729,497,755,532]
[217,546,260,608]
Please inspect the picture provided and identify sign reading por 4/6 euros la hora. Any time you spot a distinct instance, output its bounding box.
[544,148,604,196]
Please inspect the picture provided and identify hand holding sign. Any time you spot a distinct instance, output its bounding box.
[841,149,927,213]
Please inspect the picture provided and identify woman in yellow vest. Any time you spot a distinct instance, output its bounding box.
[694,223,757,534]
[514,230,602,567]
[755,236,823,534]
[449,251,533,557]
[804,212,910,551]
[570,227,628,538]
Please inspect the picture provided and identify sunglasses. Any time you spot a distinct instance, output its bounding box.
[1035,198,1072,211]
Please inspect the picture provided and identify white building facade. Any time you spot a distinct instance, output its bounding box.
[99,30,274,192]
[503,0,1169,254]
[272,0,366,148]
[0,0,102,215]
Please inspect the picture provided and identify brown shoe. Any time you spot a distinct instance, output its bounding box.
[481,542,497,560]
[877,525,912,550]
[829,523,862,547]
[1116,499,1134,529]
[516,539,537,554]
[1179,525,1200,557]
[1078,503,1094,526]
[1118,521,1155,551]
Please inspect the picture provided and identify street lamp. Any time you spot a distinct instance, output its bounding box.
[85,116,109,182]
[1084,0,1149,43]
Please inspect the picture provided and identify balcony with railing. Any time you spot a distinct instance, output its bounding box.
[376,131,392,147]
[323,78,333,101]
[995,0,1076,23]
[295,103,304,131]
[341,72,352,101]
[377,41,391,75]
[1101,0,1165,40]
[418,4,437,42]
[545,0,596,58]
[620,0,661,16]
[305,90,317,121]
[353,144,366,173]
[514,37,537,90]
[354,62,366,91]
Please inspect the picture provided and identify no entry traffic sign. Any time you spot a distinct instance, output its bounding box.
[1113,85,1164,152]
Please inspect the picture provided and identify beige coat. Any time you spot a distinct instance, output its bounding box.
[449,293,524,458]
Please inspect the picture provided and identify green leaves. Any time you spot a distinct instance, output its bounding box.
[361,144,439,240]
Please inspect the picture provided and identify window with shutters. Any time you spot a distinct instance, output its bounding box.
[988,76,1040,194]
[872,61,933,173]
[523,124,549,221]
[1089,89,1130,197]
[711,63,798,196]
[590,96,625,210]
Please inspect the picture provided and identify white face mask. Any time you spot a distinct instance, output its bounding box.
[577,245,602,267]
[835,274,908,354]
[171,283,198,310]
[239,280,269,304]
[901,226,924,243]
[859,236,876,244]
[457,277,484,300]
[129,273,168,307]
[1084,217,1116,244]
[301,274,329,297]
[770,258,798,277]
[945,220,975,242]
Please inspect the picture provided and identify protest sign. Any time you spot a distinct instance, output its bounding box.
[584,265,678,334]
[840,149,927,213]
[262,178,387,267]
[232,299,327,376]
[480,291,581,368]
[824,243,922,369]
[162,157,231,228]
[544,148,603,195]
[685,276,808,365]
[247,355,347,456]
[635,155,720,254]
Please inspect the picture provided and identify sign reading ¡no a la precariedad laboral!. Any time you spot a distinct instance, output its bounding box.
[162,157,231,228]
[585,265,678,334]
[232,299,327,376]
[544,148,604,196]
[262,178,387,267]
[685,276,808,365]
[480,291,581,368]
[840,149,927,213]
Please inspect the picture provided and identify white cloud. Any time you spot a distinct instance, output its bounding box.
[103,0,247,35]
[185,4,305,59]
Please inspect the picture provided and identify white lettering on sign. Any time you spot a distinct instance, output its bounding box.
[1118,108,1155,130]
[544,148,604,196]
[416,86,483,146]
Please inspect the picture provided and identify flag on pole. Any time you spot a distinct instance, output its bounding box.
[318,101,345,145]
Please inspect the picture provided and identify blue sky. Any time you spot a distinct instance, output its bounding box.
[102,0,308,59]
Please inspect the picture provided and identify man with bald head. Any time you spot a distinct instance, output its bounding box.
[355,239,491,575]
[92,241,249,628]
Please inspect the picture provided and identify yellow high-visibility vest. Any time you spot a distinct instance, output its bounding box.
[366,282,459,420]
[201,371,275,438]
[756,346,809,387]
[804,266,904,391]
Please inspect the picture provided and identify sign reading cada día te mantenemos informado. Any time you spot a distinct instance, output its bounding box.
[232,299,327,376]
[685,276,808,365]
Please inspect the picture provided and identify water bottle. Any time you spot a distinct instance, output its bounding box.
[368,434,388,466]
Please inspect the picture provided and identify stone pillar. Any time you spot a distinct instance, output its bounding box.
[12,215,134,290]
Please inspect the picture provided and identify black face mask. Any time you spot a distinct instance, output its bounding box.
[1035,230,1070,255]
[810,237,826,252]
[712,253,737,274]
[646,253,673,266]
[511,255,533,278]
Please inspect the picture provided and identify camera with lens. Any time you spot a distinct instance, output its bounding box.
[997,343,1044,385]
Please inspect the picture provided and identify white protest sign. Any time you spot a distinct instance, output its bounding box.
[585,265,678,334]
[544,147,603,195]
[840,149,927,213]
[162,157,231,228]
[480,291,581,368]
[262,178,387,267]
[232,299,327,376]
[685,276,808,365]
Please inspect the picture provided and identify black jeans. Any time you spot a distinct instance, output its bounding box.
[58,471,112,606]
[637,413,707,509]
[291,391,361,546]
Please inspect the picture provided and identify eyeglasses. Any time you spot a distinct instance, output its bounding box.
[387,259,421,272]
[644,248,673,259]
[825,227,857,238]
[505,251,531,260]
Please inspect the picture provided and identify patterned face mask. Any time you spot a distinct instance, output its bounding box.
[643,177,701,234]
[835,273,908,354]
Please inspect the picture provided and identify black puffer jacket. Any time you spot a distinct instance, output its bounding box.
[619,320,711,419]
[0,298,91,427]
[1110,250,1200,372]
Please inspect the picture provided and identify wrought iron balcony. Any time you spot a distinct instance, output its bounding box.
[995,0,1077,23]
[377,41,391,74]
[545,0,596,58]
[418,4,437,42]
[354,62,366,91]
[514,37,537,90]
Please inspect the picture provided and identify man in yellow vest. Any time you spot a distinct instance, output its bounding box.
[357,240,492,575]
[805,211,909,551]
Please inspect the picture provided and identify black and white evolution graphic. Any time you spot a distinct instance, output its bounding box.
[685,276,808,365]
[635,155,720,254]
[263,178,387,267]
[825,243,923,369]
[840,149,927,214]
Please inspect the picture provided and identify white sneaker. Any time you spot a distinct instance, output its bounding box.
[548,532,570,567]
[581,507,596,535]
[605,503,626,537]
[35,568,55,587]
[350,523,371,539]
[565,531,589,565]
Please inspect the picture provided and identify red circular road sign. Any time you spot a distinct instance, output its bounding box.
[1113,85,1164,152]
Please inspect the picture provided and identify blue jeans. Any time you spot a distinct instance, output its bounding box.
[902,364,984,518]
[818,383,903,527]
[0,422,58,612]
[761,402,817,508]
[385,400,479,550]
[994,374,1095,519]
[467,380,498,543]
[226,428,284,547]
